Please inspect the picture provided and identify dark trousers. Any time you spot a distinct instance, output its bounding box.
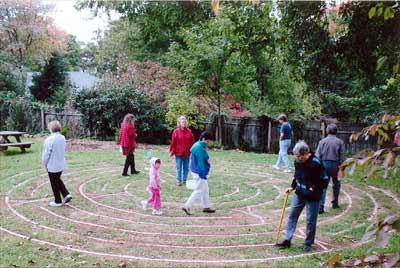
[285,194,320,246]
[123,152,136,175]
[320,160,341,210]
[48,172,69,204]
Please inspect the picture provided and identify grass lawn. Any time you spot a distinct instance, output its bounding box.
[0,138,399,268]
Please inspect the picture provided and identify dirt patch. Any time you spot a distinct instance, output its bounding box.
[67,139,119,151]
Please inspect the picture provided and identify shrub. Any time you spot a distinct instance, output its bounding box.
[73,84,167,141]
[165,89,206,130]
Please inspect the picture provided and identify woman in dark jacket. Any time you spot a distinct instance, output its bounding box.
[119,113,139,176]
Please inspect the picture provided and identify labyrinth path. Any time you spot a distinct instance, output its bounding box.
[1,156,399,266]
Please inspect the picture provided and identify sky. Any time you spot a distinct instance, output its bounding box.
[43,0,118,44]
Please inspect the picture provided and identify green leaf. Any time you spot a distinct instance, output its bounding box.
[377,7,383,16]
[393,64,399,74]
[369,7,376,18]
[383,7,395,20]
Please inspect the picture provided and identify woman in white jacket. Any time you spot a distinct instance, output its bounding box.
[42,120,72,207]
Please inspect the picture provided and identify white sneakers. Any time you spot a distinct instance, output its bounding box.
[49,201,63,207]
[141,200,162,215]
[141,200,148,211]
[152,209,162,216]
[63,194,72,204]
[49,194,72,207]
[273,165,292,173]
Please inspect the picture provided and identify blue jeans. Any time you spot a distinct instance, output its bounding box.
[275,139,291,169]
[175,156,189,183]
[320,160,340,210]
[285,194,320,246]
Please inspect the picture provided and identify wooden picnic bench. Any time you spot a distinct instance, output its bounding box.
[0,131,34,153]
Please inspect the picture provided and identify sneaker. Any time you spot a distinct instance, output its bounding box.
[176,182,183,186]
[202,208,216,213]
[152,210,162,216]
[303,244,312,252]
[283,169,292,173]
[141,200,147,211]
[318,209,325,214]
[49,201,63,207]
[272,165,280,170]
[275,240,291,249]
[62,194,72,204]
[182,207,192,216]
[131,170,140,175]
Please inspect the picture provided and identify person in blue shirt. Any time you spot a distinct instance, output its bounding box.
[273,114,293,173]
[182,131,215,215]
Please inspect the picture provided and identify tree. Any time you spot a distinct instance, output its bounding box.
[76,0,213,61]
[0,0,67,70]
[30,51,68,106]
[65,35,82,71]
[167,16,244,142]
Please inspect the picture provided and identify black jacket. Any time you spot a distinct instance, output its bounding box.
[291,154,329,201]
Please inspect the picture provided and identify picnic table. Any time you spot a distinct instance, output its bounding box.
[0,131,34,153]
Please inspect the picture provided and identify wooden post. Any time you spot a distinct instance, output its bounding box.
[321,120,326,138]
[41,108,45,132]
[267,119,272,153]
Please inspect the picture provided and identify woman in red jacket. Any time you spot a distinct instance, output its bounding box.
[119,113,139,176]
[169,116,195,186]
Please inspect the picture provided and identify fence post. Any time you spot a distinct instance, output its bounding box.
[321,120,326,139]
[267,119,272,153]
[41,108,45,132]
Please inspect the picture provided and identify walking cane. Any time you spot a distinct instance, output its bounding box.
[275,190,291,244]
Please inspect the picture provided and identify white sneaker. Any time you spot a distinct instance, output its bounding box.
[141,200,147,211]
[152,210,163,216]
[272,165,280,170]
[284,169,292,173]
[62,194,72,204]
[49,201,63,207]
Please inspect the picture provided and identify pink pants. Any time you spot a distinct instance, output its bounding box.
[147,187,162,210]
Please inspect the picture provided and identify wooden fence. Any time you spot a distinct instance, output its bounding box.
[40,108,86,137]
[205,115,377,155]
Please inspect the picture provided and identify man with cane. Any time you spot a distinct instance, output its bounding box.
[275,141,328,252]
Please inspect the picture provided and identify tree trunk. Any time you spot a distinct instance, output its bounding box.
[217,87,222,144]
[256,66,267,97]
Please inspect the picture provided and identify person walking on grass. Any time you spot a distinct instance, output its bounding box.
[273,114,292,173]
[119,113,139,176]
[42,120,72,207]
[316,123,346,213]
[169,115,195,186]
[182,131,216,215]
[275,141,328,252]
[141,157,163,215]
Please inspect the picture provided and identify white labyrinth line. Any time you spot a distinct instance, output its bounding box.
[67,204,271,228]
[79,177,233,220]
[39,206,278,238]
[368,186,400,205]
[0,226,373,264]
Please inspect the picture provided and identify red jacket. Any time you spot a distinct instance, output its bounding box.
[169,127,195,158]
[119,122,137,155]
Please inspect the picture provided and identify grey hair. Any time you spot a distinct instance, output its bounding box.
[47,120,61,133]
[326,123,338,135]
[292,140,310,156]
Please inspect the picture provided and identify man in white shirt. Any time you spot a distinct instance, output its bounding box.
[42,120,71,207]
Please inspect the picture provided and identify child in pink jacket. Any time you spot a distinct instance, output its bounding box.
[141,157,163,215]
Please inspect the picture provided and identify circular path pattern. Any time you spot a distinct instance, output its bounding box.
[1,159,399,266]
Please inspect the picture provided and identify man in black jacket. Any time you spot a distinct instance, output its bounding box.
[275,140,328,252]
